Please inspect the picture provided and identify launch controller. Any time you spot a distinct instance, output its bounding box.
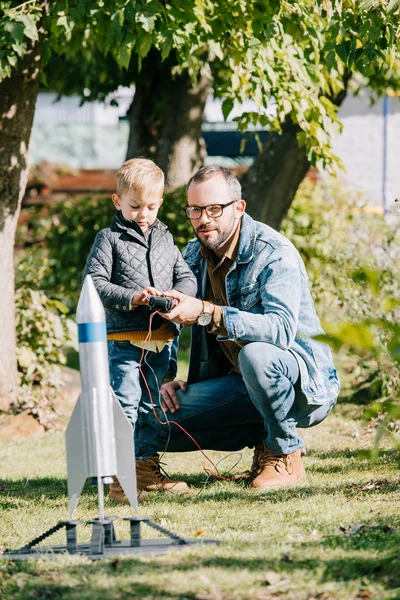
[148,295,175,313]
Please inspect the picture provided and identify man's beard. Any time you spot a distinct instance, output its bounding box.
[195,218,237,250]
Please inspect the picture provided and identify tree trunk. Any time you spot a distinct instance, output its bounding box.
[0,39,43,411]
[241,80,351,230]
[125,51,211,191]
[241,121,310,230]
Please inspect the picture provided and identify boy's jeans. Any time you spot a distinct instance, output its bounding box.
[156,343,336,455]
[108,340,171,460]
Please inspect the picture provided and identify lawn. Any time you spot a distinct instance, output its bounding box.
[0,355,399,600]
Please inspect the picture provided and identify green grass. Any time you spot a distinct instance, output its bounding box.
[1,359,400,600]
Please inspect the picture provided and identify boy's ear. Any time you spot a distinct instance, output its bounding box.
[159,198,164,206]
[112,194,120,209]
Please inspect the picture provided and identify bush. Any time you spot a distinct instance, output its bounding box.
[14,252,76,430]
[282,180,400,429]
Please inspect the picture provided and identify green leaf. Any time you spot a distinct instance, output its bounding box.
[383,298,400,311]
[388,328,400,364]
[7,54,18,67]
[326,51,336,72]
[323,42,336,52]
[115,45,131,69]
[318,322,378,352]
[138,36,152,58]
[52,300,69,315]
[314,334,343,352]
[335,43,347,63]
[351,267,380,297]
[222,98,234,121]
[19,14,39,42]
[4,20,25,44]
[254,132,263,153]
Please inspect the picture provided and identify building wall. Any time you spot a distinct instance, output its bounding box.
[30,92,130,168]
[332,93,400,213]
[30,91,400,212]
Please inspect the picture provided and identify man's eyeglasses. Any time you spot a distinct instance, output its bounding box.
[183,200,236,220]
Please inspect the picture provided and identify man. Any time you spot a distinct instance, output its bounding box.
[159,165,339,489]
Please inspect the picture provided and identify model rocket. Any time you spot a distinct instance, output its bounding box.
[66,275,138,519]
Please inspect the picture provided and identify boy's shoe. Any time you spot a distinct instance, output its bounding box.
[136,455,189,494]
[108,477,147,503]
[250,445,305,490]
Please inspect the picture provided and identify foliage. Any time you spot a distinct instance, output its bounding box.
[159,186,193,248]
[318,270,400,447]
[0,0,42,80]
[282,180,400,435]
[39,195,115,309]
[14,252,75,430]
[1,1,400,173]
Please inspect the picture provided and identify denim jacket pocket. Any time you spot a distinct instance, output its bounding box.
[234,282,260,310]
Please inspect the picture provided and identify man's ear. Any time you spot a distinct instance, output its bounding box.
[235,199,246,217]
[159,198,164,207]
[112,194,121,209]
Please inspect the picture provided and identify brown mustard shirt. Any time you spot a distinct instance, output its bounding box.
[199,222,244,373]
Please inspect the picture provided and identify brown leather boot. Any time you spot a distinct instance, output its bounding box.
[250,445,305,490]
[136,455,189,494]
[232,441,266,482]
[108,477,147,503]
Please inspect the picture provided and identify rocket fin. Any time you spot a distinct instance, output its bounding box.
[112,389,139,514]
[65,395,88,518]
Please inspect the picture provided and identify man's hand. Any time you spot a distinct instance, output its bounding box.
[130,286,162,309]
[161,290,203,325]
[160,379,188,413]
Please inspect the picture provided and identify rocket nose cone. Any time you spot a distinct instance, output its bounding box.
[77,275,106,324]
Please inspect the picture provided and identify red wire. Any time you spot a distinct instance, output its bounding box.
[138,310,233,482]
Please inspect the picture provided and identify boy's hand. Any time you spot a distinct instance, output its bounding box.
[130,287,162,309]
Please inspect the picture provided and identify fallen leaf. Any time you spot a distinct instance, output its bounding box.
[355,591,372,599]
[361,479,391,490]
[192,527,207,538]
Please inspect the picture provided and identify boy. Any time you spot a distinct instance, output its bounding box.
[83,158,197,500]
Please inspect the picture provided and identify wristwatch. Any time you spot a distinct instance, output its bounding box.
[196,301,214,326]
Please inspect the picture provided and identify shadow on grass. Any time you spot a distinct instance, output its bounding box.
[306,448,400,474]
[2,523,400,599]
[1,466,399,511]
[0,478,101,510]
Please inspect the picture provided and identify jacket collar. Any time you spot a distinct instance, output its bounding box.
[114,211,168,240]
[185,212,256,268]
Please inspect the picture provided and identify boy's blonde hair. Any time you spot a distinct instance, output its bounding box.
[116,158,164,198]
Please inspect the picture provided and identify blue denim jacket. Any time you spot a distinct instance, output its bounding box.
[179,212,340,405]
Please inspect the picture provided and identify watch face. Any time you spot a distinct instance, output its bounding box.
[198,313,212,326]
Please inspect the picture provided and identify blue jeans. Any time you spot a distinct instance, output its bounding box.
[156,342,336,455]
[108,341,171,460]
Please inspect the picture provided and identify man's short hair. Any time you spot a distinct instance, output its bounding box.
[116,158,164,197]
[187,165,242,202]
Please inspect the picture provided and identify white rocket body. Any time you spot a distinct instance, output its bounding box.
[66,275,138,518]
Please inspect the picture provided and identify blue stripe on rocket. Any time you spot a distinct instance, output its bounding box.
[78,322,107,343]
